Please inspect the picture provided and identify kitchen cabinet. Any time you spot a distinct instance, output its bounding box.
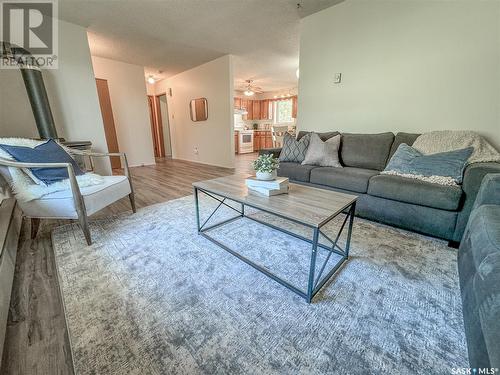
[252,101,260,120]
[253,130,273,151]
[235,97,276,120]
[234,97,241,109]
[260,100,268,120]
[265,131,273,148]
[246,100,253,120]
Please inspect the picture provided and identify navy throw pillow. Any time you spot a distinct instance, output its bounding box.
[279,132,311,163]
[384,143,473,184]
[0,139,84,185]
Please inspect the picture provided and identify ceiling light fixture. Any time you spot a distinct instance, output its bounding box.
[243,79,262,96]
[147,75,155,84]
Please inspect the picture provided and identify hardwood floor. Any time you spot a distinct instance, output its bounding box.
[0,154,257,375]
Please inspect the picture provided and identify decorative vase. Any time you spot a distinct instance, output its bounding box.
[256,170,277,181]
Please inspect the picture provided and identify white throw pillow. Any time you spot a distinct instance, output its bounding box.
[301,133,342,167]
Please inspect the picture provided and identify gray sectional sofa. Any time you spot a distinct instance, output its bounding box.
[260,131,500,244]
[458,173,500,368]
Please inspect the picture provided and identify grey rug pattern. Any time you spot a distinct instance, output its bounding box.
[52,195,467,374]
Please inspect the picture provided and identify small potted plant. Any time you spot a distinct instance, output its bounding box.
[253,154,279,181]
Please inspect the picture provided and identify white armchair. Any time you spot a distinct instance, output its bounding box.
[0,150,136,245]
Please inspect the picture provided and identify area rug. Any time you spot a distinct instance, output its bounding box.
[52,195,468,374]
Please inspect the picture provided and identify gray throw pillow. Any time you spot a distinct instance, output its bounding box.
[384,143,473,184]
[302,133,342,167]
[279,133,311,163]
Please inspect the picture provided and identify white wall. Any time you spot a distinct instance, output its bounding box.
[298,0,500,150]
[0,20,111,174]
[154,55,234,168]
[92,56,155,167]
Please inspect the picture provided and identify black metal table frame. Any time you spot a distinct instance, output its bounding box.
[194,187,356,303]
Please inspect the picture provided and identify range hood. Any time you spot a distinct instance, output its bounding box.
[234,108,248,115]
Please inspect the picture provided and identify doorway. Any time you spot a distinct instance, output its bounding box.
[95,78,121,169]
[148,94,172,158]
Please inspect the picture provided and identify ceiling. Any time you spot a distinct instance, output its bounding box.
[58,0,343,92]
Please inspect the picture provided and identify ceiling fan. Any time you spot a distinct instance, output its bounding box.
[241,79,263,96]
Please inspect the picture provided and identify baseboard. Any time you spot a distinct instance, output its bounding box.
[172,157,235,170]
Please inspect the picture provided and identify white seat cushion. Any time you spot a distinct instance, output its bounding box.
[18,175,131,219]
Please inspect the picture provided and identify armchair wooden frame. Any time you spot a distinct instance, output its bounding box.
[0,150,136,245]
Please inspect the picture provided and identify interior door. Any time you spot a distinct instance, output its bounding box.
[95,78,121,169]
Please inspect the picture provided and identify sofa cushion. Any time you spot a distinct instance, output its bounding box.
[389,132,420,159]
[340,132,395,171]
[297,131,339,142]
[277,162,317,182]
[17,175,131,219]
[368,174,463,211]
[310,167,379,193]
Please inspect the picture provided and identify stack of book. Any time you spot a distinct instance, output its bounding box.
[245,176,289,196]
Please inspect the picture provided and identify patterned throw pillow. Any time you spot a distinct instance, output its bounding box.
[279,132,311,163]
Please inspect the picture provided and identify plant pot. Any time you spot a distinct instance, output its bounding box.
[256,170,277,181]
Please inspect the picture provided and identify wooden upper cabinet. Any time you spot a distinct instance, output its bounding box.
[235,97,277,120]
[261,99,272,120]
[260,100,266,120]
[246,100,253,120]
[234,97,241,109]
[253,100,260,120]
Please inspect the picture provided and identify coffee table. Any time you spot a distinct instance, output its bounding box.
[193,174,357,303]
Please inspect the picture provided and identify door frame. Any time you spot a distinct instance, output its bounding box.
[148,95,165,157]
[155,93,172,157]
[95,78,121,169]
[148,93,173,158]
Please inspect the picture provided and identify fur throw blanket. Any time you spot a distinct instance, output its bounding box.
[0,138,104,202]
[412,131,500,165]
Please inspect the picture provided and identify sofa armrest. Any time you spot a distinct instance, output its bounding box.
[453,163,500,242]
[473,173,500,209]
[258,148,281,158]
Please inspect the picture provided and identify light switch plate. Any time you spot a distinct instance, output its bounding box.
[334,73,342,84]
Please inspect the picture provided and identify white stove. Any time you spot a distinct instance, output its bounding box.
[237,129,254,154]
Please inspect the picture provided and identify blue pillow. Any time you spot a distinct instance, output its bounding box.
[384,143,473,184]
[0,139,84,185]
